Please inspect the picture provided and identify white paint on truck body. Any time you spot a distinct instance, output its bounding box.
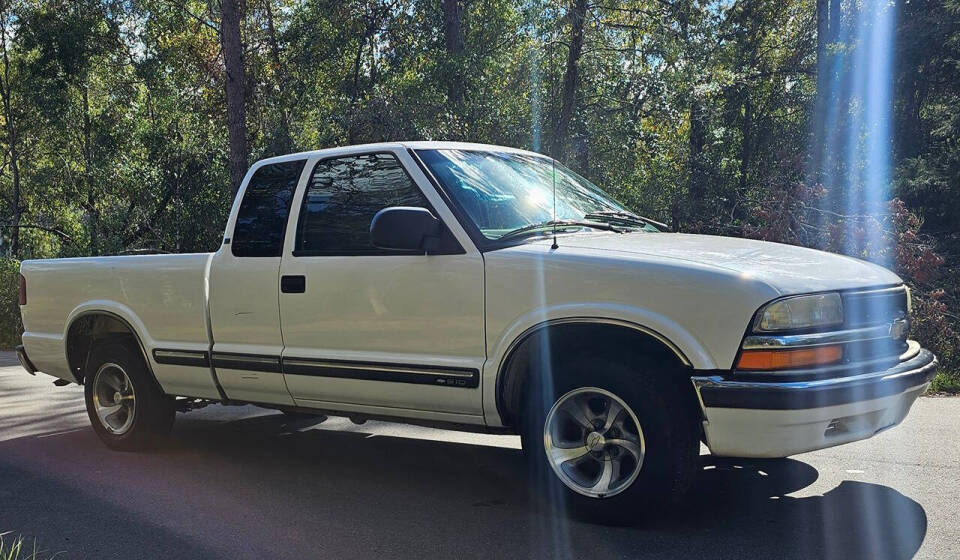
[17,141,924,457]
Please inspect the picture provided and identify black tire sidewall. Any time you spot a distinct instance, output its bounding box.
[84,341,174,450]
[520,354,699,521]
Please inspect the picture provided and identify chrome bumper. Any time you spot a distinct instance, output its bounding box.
[690,344,938,458]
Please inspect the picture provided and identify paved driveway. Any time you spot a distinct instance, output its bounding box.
[1,352,957,559]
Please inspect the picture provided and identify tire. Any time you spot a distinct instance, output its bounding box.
[520,354,700,524]
[83,341,176,451]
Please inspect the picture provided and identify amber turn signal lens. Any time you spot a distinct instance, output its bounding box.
[736,345,843,370]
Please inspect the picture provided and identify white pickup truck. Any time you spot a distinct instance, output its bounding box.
[17,142,937,519]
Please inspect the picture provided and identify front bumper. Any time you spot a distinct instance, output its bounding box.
[691,343,938,458]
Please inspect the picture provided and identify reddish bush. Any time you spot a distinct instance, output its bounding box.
[740,180,958,391]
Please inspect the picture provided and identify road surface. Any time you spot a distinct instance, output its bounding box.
[1,352,957,559]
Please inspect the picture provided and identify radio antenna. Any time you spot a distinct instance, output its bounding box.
[551,157,559,250]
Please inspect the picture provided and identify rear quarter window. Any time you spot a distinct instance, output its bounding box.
[232,160,307,257]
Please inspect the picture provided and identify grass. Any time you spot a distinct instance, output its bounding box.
[0,535,60,560]
[930,369,960,394]
[0,536,35,560]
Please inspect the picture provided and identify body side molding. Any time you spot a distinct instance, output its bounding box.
[282,357,479,388]
[168,350,481,388]
[153,349,210,368]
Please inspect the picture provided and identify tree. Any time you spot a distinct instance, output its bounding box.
[221,0,249,197]
[442,0,465,106]
[0,1,22,257]
[551,0,588,162]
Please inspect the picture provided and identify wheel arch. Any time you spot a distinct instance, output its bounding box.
[494,318,696,430]
[64,304,161,390]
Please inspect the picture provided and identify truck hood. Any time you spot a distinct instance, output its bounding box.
[537,232,902,295]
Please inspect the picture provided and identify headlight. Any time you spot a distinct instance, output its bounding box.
[754,293,843,332]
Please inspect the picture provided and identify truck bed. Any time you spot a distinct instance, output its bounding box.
[20,253,215,393]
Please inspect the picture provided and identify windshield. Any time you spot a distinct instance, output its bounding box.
[416,149,652,240]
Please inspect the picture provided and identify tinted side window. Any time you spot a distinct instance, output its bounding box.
[232,160,306,257]
[294,153,430,255]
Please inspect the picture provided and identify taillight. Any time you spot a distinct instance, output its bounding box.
[18,273,26,305]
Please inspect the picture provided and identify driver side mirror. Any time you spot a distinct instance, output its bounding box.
[370,207,442,254]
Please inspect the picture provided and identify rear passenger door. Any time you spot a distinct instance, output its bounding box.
[277,149,486,419]
[208,158,308,405]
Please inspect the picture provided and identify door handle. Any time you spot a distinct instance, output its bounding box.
[281,275,306,293]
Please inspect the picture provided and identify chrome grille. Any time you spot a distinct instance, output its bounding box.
[842,286,908,329]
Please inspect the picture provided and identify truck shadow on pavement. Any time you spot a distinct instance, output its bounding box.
[0,410,927,560]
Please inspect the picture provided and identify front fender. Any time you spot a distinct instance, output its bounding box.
[481,303,719,428]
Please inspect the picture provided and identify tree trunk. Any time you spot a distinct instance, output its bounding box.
[813,0,829,181]
[442,0,465,106]
[816,0,829,76]
[552,0,588,162]
[82,84,98,255]
[739,93,752,194]
[895,0,924,159]
[221,0,249,198]
[829,0,842,43]
[0,13,21,257]
[816,0,828,123]
[263,0,292,153]
[688,99,707,203]
[678,1,707,216]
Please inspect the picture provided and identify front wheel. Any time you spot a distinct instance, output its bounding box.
[84,342,176,451]
[520,355,700,523]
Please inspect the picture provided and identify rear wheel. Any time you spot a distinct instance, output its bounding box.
[84,342,175,450]
[520,355,699,523]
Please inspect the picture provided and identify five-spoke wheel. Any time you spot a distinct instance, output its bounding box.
[84,342,175,450]
[544,387,645,498]
[92,363,137,435]
[520,352,700,521]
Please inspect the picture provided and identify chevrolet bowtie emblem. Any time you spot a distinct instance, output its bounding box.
[890,318,909,340]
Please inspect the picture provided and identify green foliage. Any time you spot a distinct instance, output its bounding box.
[0,1,956,387]
[0,258,21,349]
[0,534,44,560]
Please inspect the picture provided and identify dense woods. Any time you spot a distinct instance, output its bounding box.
[0,0,957,388]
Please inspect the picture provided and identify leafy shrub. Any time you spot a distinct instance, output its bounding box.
[0,258,23,350]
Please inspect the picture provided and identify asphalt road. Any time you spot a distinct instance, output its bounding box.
[1,352,958,560]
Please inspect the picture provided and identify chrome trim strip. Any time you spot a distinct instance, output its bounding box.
[741,323,898,349]
[211,352,282,373]
[282,359,476,379]
[153,348,211,368]
[154,350,207,360]
[282,357,479,388]
[217,355,278,365]
[844,285,907,298]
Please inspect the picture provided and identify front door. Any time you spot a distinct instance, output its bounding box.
[278,149,485,418]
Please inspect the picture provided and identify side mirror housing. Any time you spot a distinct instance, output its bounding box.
[370,207,442,253]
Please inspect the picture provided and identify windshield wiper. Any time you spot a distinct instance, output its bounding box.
[497,219,623,242]
[583,211,668,231]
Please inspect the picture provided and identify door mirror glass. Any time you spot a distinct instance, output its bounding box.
[370,207,441,253]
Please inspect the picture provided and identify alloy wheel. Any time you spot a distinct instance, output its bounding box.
[543,387,646,498]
